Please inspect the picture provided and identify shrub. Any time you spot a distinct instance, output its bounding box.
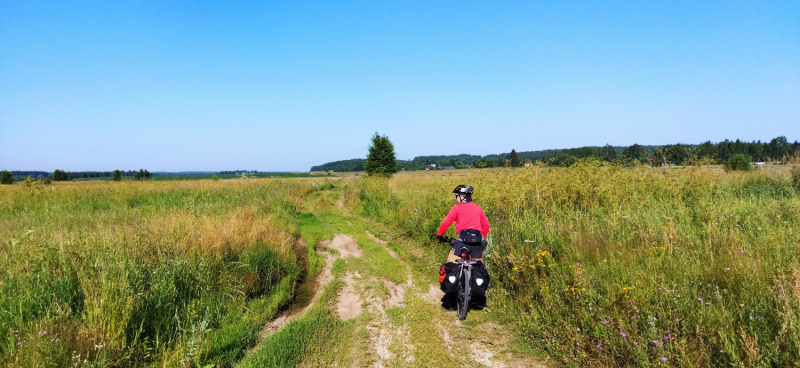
[792,166,800,188]
[0,170,12,184]
[724,153,752,171]
[113,170,122,181]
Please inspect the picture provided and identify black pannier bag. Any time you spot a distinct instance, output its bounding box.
[439,263,459,293]
[470,261,490,295]
[458,229,483,244]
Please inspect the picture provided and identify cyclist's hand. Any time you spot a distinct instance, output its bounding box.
[436,235,445,243]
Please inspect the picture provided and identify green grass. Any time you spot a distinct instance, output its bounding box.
[0,179,310,367]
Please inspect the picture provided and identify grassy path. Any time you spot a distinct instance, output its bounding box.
[239,187,547,367]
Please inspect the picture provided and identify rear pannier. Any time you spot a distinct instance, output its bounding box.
[470,261,490,295]
[439,263,459,293]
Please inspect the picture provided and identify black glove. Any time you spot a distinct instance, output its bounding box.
[436,235,445,243]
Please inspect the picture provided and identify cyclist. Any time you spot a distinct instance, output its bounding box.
[436,185,491,263]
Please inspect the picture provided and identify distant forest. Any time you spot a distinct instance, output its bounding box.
[9,170,142,180]
[8,170,264,181]
[311,136,800,171]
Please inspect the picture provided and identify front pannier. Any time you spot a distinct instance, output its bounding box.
[439,263,459,293]
[470,261,490,295]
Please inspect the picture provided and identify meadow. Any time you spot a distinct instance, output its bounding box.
[3,163,800,367]
[0,179,315,367]
[73,172,325,181]
[347,162,800,366]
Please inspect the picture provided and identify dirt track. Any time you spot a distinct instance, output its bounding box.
[244,191,548,367]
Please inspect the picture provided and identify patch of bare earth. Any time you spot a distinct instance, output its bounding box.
[337,272,362,320]
[321,233,363,257]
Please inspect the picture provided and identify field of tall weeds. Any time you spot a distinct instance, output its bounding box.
[346,162,800,367]
[0,179,311,367]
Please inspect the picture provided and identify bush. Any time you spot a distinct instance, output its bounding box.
[792,166,800,188]
[724,153,752,171]
[0,170,13,184]
[113,170,122,181]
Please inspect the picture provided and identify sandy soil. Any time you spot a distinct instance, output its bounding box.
[337,272,362,320]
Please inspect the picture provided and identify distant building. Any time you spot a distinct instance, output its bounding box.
[440,166,456,170]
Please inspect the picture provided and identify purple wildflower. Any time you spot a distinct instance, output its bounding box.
[698,298,703,302]
[620,333,627,338]
[633,342,638,345]
[662,357,668,362]
[596,344,602,348]
[16,342,22,346]
[603,321,610,325]
[40,331,47,336]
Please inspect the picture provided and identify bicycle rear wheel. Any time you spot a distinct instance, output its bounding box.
[457,267,470,320]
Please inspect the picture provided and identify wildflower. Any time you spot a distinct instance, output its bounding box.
[603,321,610,325]
[577,342,580,345]
[596,344,602,348]
[662,357,668,362]
[577,328,581,331]
[675,318,680,322]
[628,300,633,303]
[633,341,638,345]
[698,298,703,302]
[720,350,724,353]
[40,331,47,336]
[16,342,22,346]
[620,333,627,338]
[51,338,56,342]
[631,316,636,320]
[758,317,763,321]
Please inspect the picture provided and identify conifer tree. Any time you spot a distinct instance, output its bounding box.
[364,133,398,177]
[509,149,519,167]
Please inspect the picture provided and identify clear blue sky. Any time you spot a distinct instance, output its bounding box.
[1,1,798,171]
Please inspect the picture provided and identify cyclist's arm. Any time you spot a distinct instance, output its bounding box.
[436,205,459,236]
[480,209,491,238]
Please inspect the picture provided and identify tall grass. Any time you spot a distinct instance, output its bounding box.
[346,162,800,366]
[0,179,310,367]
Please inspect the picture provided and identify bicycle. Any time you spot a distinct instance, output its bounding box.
[439,236,479,320]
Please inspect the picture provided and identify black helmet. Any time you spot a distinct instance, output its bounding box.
[452,185,474,195]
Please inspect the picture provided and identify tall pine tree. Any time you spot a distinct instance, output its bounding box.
[509,149,519,167]
[364,133,398,177]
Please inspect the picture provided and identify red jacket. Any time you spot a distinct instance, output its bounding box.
[437,202,491,238]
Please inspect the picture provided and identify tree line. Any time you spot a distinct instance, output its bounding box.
[311,136,799,171]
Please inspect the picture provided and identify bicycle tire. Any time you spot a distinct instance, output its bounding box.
[457,266,470,320]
